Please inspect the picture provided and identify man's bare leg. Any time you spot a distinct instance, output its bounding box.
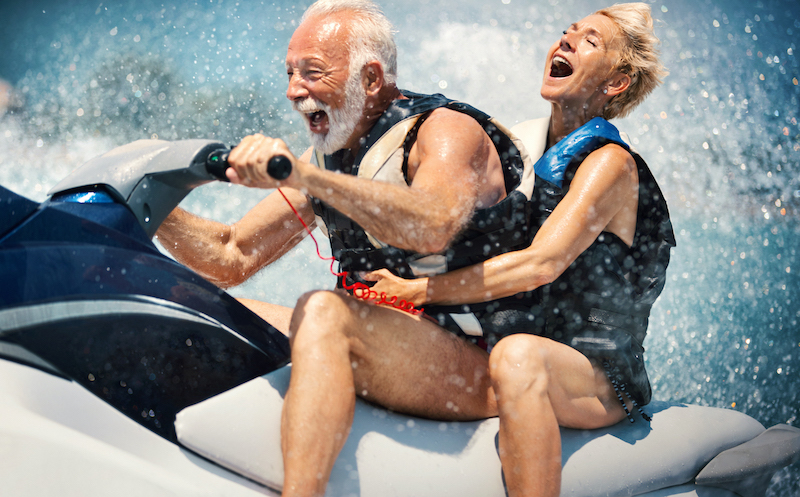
[237,298,293,335]
[280,290,497,497]
[488,334,628,497]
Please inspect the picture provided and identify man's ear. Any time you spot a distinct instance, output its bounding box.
[606,71,631,97]
[362,60,384,96]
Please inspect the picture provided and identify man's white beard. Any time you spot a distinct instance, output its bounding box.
[293,72,367,155]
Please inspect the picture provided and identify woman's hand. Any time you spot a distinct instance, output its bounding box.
[363,269,429,307]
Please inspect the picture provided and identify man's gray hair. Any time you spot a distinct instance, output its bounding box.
[302,0,398,85]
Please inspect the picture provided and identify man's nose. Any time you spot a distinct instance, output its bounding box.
[286,73,308,101]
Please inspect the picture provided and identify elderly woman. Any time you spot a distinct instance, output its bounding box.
[368,3,674,495]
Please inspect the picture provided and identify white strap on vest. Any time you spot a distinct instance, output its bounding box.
[310,116,424,250]
[510,117,550,164]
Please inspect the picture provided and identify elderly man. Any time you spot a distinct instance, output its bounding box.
[158,0,533,496]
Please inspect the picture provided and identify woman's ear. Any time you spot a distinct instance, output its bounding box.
[605,71,632,97]
[362,60,384,96]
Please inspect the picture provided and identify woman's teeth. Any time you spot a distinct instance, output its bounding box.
[551,55,573,77]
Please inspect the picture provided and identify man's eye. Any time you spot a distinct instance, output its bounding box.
[306,70,324,80]
[588,40,597,47]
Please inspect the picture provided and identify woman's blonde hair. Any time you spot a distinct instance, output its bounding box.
[596,3,668,119]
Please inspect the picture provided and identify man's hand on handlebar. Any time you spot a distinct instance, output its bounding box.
[226,134,296,188]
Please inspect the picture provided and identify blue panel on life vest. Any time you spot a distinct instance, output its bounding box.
[533,117,628,188]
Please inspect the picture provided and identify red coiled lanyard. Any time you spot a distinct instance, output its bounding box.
[276,188,424,316]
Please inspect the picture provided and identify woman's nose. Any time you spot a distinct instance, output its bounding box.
[560,31,574,51]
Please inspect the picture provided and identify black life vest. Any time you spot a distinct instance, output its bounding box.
[309,91,535,286]
[528,118,674,343]
[517,117,676,407]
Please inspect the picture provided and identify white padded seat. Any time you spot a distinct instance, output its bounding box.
[175,365,764,497]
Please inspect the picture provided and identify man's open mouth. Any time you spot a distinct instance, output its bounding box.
[550,55,573,78]
[293,97,330,133]
[308,110,327,128]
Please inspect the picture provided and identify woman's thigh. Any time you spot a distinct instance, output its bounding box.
[495,334,627,430]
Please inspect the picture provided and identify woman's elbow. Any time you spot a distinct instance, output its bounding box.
[518,261,561,293]
[537,263,563,287]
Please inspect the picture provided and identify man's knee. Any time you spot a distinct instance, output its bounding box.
[488,334,550,396]
[289,290,352,349]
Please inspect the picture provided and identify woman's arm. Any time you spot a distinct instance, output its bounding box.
[366,144,639,306]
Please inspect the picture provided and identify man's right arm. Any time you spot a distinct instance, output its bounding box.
[156,186,315,288]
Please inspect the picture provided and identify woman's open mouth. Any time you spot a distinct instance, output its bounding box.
[550,55,573,78]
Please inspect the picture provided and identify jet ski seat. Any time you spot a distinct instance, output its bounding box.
[175,365,778,497]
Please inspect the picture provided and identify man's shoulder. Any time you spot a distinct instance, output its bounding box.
[416,107,489,145]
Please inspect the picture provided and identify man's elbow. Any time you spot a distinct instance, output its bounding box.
[215,244,261,288]
[414,235,450,255]
[405,225,459,254]
[204,259,253,289]
[415,214,471,254]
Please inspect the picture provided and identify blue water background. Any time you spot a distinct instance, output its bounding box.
[0,0,798,493]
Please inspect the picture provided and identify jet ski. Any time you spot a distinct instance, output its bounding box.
[1,139,798,497]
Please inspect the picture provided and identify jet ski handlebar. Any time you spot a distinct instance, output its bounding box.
[47,139,292,239]
[205,148,292,181]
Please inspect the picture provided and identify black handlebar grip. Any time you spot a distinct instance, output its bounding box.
[267,155,292,180]
[206,148,292,181]
[205,149,231,181]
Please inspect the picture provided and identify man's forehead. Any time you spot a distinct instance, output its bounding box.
[286,13,351,63]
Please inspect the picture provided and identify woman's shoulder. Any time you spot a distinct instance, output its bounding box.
[584,142,636,171]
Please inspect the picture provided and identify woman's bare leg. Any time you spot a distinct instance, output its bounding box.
[489,334,627,497]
